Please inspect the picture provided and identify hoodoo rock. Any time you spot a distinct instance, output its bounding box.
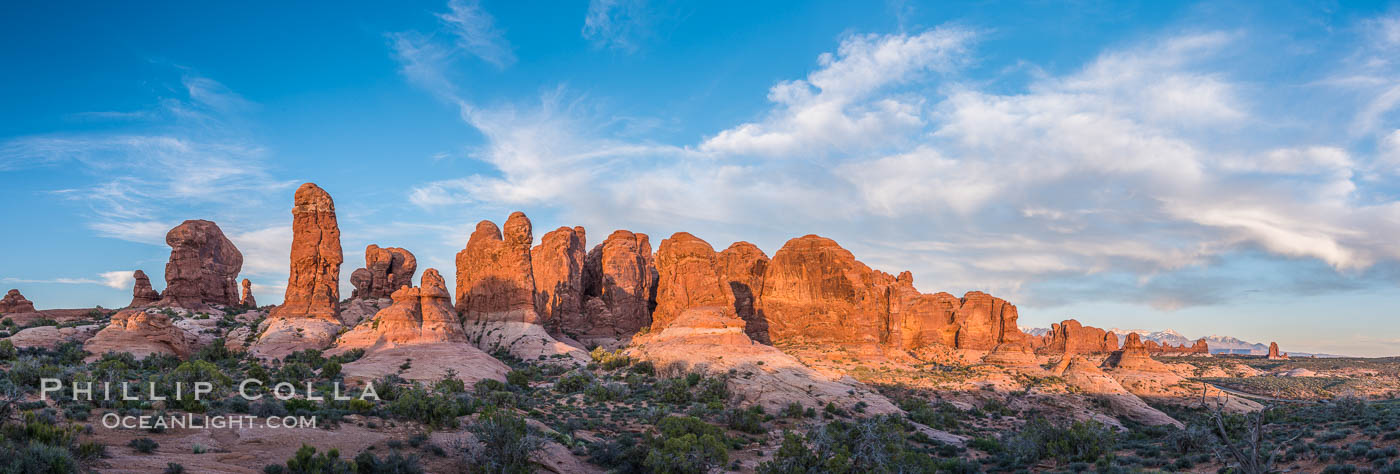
[239,279,256,308]
[251,183,344,360]
[759,235,896,345]
[456,213,538,324]
[716,242,770,342]
[532,226,587,332]
[83,309,202,361]
[651,233,731,330]
[129,270,161,308]
[1267,342,1288,360]
[1041,320,1119,355]
[154,220,243,308]
[1107,333,1170,372]
[350,245,417,300]
[569,230,657,342]
[457,212,586,363]
[1,289,37,313]
[335,268,465,349]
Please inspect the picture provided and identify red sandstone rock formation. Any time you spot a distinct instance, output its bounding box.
[0,289,36,313]
[570,230,657,340]
[350,245,417,300]
[129,270,161,308]
[456,213,538,324]
[155,220,243,308]
[1150,338,1210,356]
[532,226,587,332]
[760,235,896,345]
[1267,341,1288,360]
[270,183,343,322]
[952,291,1026,350]
[1041,319,1118,355]
[335,268,465,349]
[1108,333,1170,372]
[888,274,962,349]
[240,279,256,308]
[83,309,201,361]
[252,183,344,360]
[652,233,732,330]
[716,242,770,342]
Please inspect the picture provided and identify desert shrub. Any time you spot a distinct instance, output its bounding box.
[386,386,471,428]
[264,444,354,474]
[644,416,728,474]
[695,377,729,404]
[320,361,341,379]
[463,409,540,474]
[656,378,691,405]
[900,398,961,431]
[0,340,15,360]
[780,402,807,419]
[353,449,425,473]
[585,382,628,402]
[630,360,655,375]
[555,371,593,394]
[1002,417,1117,464]
[0,441,80,473]
[757,415,947,474]
[505,370,530,389]
[128,437,159,454]
[723,406,766,434]
[587,433,648,473]
[590,347,632,370]
[251,399,289,418]
[164,462,186,474]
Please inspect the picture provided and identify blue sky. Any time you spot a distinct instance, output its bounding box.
[3,0,1399,356]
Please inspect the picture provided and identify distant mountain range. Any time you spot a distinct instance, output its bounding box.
[1020,325,1338,357]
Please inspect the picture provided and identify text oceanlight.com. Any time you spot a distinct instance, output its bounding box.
[100,413,317,430]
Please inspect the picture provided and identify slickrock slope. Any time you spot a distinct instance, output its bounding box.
[129,270,161,307]
[350,245,417,300]
[715,241,769,342]
[239,279,256,308]
[1,289,37,313]
[630,233,906,418]
[1106,333,1171,372]
[1057,357,1183,428]
[155,219,243,308]
[251,183,344,360]
[532,226,587,332]
[1267,341,1289,360]
[568,230,657,343]
[83,308,203,361]
[1040,319,1118,355]
[331,269,508,385]
[457,213,586,363]
[7,324,102,350]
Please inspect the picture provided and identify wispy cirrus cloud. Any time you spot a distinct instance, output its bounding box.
[3,271,132,289]
[435,0,515,68]
[582,0,650,53]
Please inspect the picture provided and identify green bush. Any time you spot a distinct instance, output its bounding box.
[0,340,15,360]
[555,371,592,394]
[723,406,766,434]
[644,416,728,474]
[353,450,424,473]
[464,409,540,474]
[264,444,354,473]
[757,416,947,473]
[1002,417,1117,464]
[656,378,691,405]
[505,370,530,389]
[128,437,159,454]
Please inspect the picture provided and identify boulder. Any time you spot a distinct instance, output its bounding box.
[0,289,36,313]
[83,309,203,361]
[156,220,243,308]
[651,233,730,330]
[129,270,161,308]
[350,245,417,300]
[252,183,344,360]
[239,279,256,308]
[532,226,586,332]
[715,241,770,342]
[567,230,656,341]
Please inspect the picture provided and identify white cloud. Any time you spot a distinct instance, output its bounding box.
[701,28,973,157]
[435,0,515,68]
[98,271,134,290]
[582,0,648,52]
